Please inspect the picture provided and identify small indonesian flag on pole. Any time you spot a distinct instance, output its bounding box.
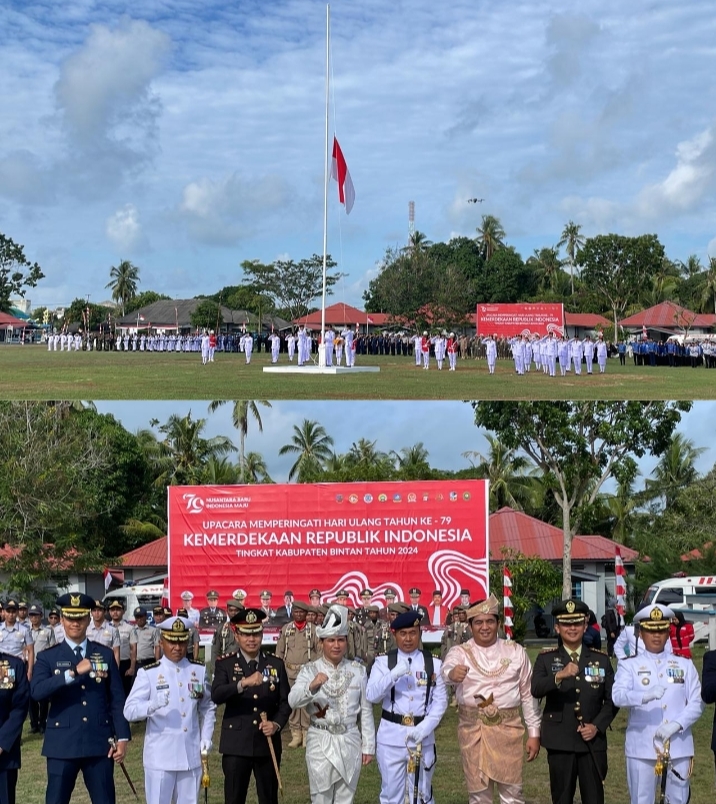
[503,566,514,640]
[331,136,355,214]
[614,546,627,619]
[103,568,112,592]
[161,576,170,610]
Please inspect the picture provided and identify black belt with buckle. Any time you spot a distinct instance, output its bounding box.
[381,710,424,727]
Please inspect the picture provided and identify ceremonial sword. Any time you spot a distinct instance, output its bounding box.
[108,738,139,799]
[260,712,284,797]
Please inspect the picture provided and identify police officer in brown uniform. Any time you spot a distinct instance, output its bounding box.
[211,609,290,804]
[531,599,617,804]
[355,589,373,628]
[275,601,318,747]
[209,598,245,681]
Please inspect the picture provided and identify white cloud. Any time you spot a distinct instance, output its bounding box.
[106,203,147,251]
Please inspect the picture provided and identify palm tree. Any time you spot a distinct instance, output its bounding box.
[106,260,140,316]
[700,257,716,314]
[243,451,272,483]
[208,400,272,483]
[347,438,383,466]
[463,434,541,513]
[393,442,431,478]
[279,419,334,482]
[475,215,506,262]
[527,247,564,294]
[138,412,236,487]
[596,476,641,545]
[679,254,702,278]
[644,433,706,509]
[202,456,240,485]
[402,230,433,254]
[557,221,585,295]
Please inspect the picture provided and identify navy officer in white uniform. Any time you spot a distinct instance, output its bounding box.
[612,603,704,804]
[123,616,216,804]
[366,610,448,804]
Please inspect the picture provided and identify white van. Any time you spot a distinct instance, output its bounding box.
[640,576,716,641]
[102,579,164,623]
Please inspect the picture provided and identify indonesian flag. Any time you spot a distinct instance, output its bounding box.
[103,568,112,592]
[139,315,145,321]
[503,566,514,640]
[367,316,374,324]
[331,136,355,214]
[615,547,627,619]
[642,324,647,340]
[161,576,170,610]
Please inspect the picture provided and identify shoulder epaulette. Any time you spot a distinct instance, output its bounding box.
[45,643,62,650]
[190,657,204,665]
[217,651,239,661]
[591,648,608,655]
[142,661,160,670]
[539,647,558,653]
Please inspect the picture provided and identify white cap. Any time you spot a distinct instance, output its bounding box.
[180,590,194,600]
[316,604,349,639]
[423,331,427,336]
[232,588,247,600]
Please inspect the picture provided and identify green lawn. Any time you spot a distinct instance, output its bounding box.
[16,648,715,803]
[1,346,713,400]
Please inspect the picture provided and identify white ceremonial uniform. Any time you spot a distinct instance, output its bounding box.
[124,655,216,804]
[270,333,280,363]
[289,656,375,804]
[613,650,703,804]
[200,333,210,364]
[242,334,253,363]
[614,626,673,662]
[413,335,423,366]
[558,338,570,375]
[570,338,583,374]
[287,334,296,361]
[324,329,334,367]
[596,339,608,372]
[544,335,557,376]
[366,650,448,804]
[583,338,595,373]
[342,328,354,367]
[482,337,497,374]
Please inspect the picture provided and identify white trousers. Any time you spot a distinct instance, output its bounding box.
[422,351,430,368]
[487,357,496,373]
[311,778,356,804]
[573,355,582,374]
[468,780,523,804]
[377,741,436,804]
[626,757,691,804]
[145,766,202,804]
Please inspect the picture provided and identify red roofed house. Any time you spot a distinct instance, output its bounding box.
[620,301,716,340]
[293,303,389,332]
[563,312,611,339]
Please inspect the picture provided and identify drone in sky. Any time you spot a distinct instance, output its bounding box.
[467,198,484,204]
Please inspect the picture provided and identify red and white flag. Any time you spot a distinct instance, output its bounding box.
[331,136,355,214]
[614,546,627,619]
[103,568,112,592]
[503,566,514,640]
[161,576,170,610]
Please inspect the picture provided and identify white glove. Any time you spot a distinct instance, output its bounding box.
[147,690,170,715]
[641,685,666,704]
[654,722,681,743]
[406,725,427,746]
[200,740,212,754]
[390,659,411,682]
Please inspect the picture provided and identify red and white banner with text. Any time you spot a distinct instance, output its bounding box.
[476,303,564,338]
[168,481,489,610]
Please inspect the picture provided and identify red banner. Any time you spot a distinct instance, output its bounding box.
[167,481,489,610]
[476,303,564,338]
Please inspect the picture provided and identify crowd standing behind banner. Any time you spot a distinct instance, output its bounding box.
[0,589,715,804]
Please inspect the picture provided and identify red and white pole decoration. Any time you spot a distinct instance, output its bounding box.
[503,566,514,640]
[615,547,627,624]
[161,576,170,610]
[103,568,112,592]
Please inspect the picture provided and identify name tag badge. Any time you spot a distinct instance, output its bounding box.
[551,661,564,674]
[57,661,72,669]
[156,683,169,691]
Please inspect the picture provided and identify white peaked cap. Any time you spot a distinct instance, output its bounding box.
[316,604,349,639]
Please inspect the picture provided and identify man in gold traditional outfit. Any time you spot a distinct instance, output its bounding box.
[441,594,541,804]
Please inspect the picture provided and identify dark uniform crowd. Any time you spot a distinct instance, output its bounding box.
[1,588,715,804]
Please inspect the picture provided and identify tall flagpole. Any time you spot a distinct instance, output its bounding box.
[319,3,330,367]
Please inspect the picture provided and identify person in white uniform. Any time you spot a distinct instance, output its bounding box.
[614,624,673,662]
[323,326,334,367]
[242,333,254,364]
[269,332,281,363]
[482,335,497,374]
[341,327,354,367]
[366,610,448,804]
[570,337,584,375]
[596,335,608,373]
[583,336,595,374]
[123,616,216,804]
[287,332,296,362]
[612,604,704,804]
[200,332,210,365]
[288,605,375,804]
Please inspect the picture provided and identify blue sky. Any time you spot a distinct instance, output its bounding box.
[3,1,716,312]
[94,400,716,485]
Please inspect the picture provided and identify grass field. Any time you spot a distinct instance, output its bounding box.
[16,647,716,803]
[1,346,714,400]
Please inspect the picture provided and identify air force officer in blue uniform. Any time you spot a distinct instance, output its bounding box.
[30,592,131,804]
[0,651,30,804]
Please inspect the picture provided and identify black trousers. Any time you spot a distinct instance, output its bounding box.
[0,769,18,804]
[547,748,607,804]
[45,756,115,804]
[222,752,281,804]
[29,697,49,731]
[118,659,134,698]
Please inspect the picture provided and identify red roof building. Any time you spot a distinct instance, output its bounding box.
[293,303,389,330]
[620,301,716,335]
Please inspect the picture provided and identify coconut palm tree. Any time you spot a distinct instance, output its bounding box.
[393,442,431,478]
[202,456,240,485]
[595,476,641,545]
[644,433,706,509]
[279,419,334,482]
[208,400,272,483]
[138,412,236,487]
[678,254,702,278]
[475,215,506,262]
[700,257,716,314]
[106,260,140,316]
[243,451,272,483]
[402,230,433,254]
[557,221,585,295]
[463,434,541,513]
[527,247,564,294]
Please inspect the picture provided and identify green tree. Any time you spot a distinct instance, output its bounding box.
[208,400,272,483]
[106,260,140,316]
[527,247,565,294]
[243,452,273,484]
[557,221,585,295]
[64,298,112,330]
[475,214,506,262]
[278,420,334,482]
[124,290,172,315]
[644,432,705,509]
[478,246,535,303]
[393,443,433,479]
[402,230,433,254]
[0,233,44,313]
[190,299,221,331]
[472,401,691,599]
[241,254,341,322]
[701,256,716,314]
[488,549,562,643]
[576,234,665,335]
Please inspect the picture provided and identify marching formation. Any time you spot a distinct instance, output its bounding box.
[0,589,714,804]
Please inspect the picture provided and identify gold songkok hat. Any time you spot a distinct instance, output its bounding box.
[466,593,500,620]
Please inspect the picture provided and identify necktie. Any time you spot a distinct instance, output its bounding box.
[74,645,83,662]
[570,651,579,664]
[248,660,258,674]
